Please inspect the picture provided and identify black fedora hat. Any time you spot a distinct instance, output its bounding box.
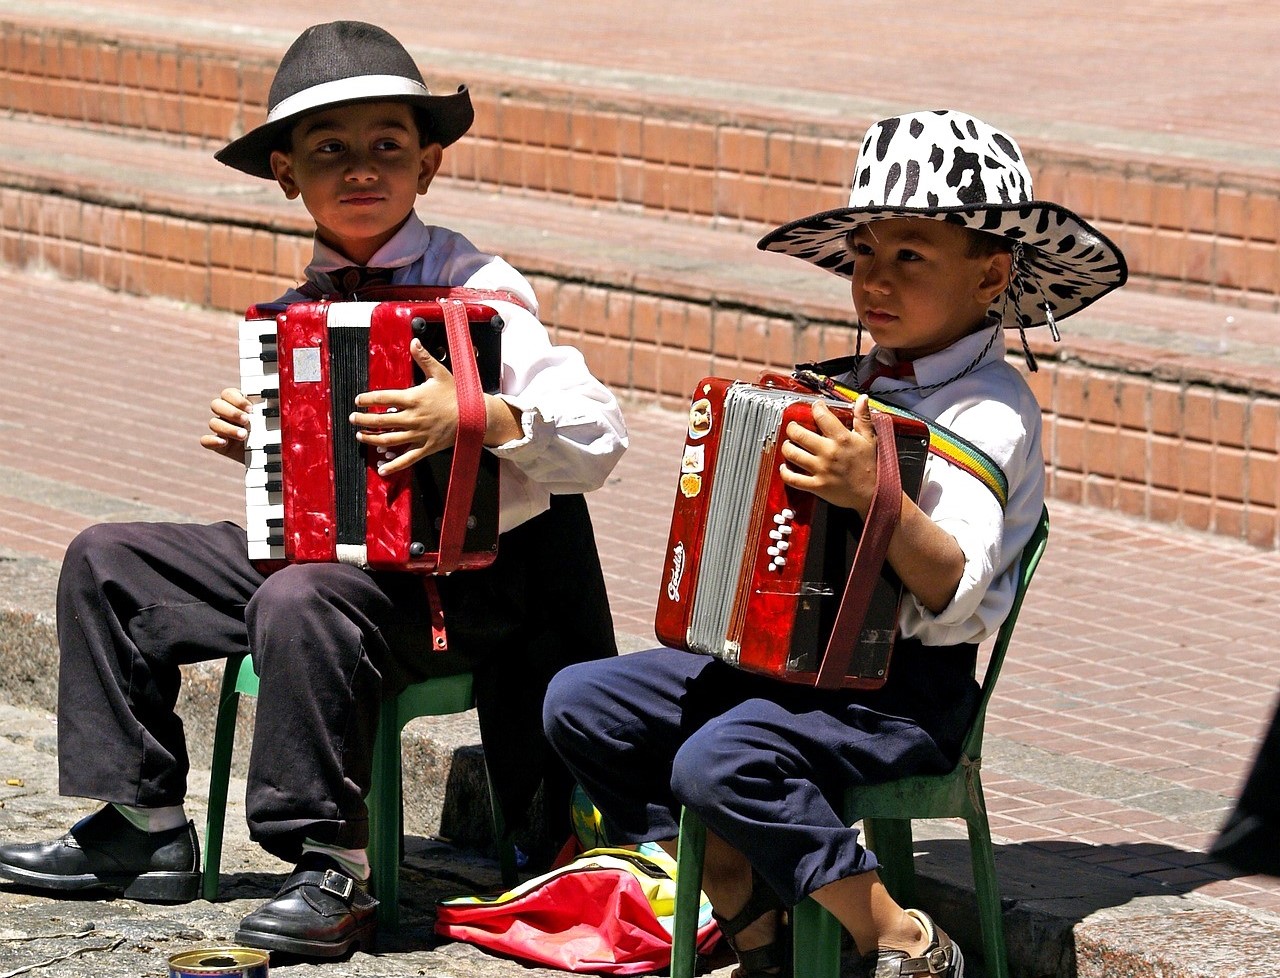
[215,21,474,180]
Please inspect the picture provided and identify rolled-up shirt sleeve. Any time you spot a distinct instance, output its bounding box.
[484,300,628,495]
[897,382,1044,646]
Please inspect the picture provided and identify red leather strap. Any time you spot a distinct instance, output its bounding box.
[815,411,903,690]
[422,577,449,651]
[351,284,533,313]
[294,281,533,315]
[435,298,487,575]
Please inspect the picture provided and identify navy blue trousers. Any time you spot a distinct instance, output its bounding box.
[543,644,978,906]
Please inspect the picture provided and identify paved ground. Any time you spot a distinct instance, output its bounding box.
[2,269,1280,978]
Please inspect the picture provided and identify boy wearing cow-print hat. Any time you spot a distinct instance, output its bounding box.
[544,109,1126,977]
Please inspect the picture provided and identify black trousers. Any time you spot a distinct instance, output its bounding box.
[56,494,616,862]
[1211,689,1280,877]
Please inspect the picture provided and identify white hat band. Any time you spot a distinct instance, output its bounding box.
[267,74,432,124]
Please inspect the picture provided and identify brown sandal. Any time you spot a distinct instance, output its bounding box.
[711,871,792,978]
[854,909,965,978]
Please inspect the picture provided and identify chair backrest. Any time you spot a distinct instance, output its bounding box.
[960,505,1050,760]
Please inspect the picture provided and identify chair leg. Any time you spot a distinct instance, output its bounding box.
[791,897,843,978]
[201,662,244,901]
[368,701,403,931]
[966,810,1010,978]
[863,817,918,909]
[670,807,707,978]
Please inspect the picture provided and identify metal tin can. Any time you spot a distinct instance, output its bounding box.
[167,947,269,977]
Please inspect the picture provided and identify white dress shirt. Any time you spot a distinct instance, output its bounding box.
[849,326,1046,646]
[282,213,629,534]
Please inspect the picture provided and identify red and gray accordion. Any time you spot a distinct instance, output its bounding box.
[654,376,929,690]
[237,294,502,573]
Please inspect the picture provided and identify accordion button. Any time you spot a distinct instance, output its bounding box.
[767,546,779,557]
[781,508,795,520]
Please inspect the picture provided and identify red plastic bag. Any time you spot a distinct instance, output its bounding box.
[435,846,720,975]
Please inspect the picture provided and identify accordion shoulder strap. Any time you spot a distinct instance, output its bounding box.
[294,281,534,314]
[793,361,1009,510]
[435,298,488,575]
[815,411,902,690]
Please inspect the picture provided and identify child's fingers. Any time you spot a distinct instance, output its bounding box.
[207,416,248,442]
[810,400,854,437]
[349,405,403,431]
[409,337,449,377]
[375,445,427,477]
[210,391,251,430]
[850,394,876,436]
[221,387,253,412]
[779,437,818,475]
[784,419,825,452]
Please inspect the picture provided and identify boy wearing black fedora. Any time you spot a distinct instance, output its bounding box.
[544,109,1127,977]
[0,20,627,960]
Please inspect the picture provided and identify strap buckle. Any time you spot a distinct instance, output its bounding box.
[319,868,355,901]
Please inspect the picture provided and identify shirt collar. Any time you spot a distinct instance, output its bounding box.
[304,212,431,283]
[856,324,1005,397]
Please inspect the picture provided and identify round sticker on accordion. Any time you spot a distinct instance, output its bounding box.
[688,398,713,439]
[679,473,702,498]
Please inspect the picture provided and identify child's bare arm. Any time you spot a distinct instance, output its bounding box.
[779,396,965,614]
[350,339,522,477]
[200,387,251,464]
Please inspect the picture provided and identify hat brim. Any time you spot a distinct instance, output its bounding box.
[215,84,474,180]
[757,202,1128,329]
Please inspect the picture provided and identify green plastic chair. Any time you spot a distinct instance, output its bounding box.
[670,506,1050,978]
[201,654,517,929]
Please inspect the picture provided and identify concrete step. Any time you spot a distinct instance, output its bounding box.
[3,13,1280,310]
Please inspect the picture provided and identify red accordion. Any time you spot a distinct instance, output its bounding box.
[654,376,929,690]
[237,293,503,573]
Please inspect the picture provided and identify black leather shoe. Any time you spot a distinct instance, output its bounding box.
[0,804,201,902]
[234,854,377,959]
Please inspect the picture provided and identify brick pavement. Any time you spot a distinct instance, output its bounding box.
[3,268,1280,929]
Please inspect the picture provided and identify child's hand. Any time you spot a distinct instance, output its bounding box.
[351,339,458,477]
[200,387,251,464]
[778,395,879,515]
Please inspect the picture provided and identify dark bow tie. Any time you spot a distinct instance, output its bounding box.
[327,265,396,298]
[864,358,916,388]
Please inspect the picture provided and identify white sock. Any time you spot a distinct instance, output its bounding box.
[302,839,370,882]
[113,803,189,833]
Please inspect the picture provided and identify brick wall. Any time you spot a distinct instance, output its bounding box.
[5,22,1280,310]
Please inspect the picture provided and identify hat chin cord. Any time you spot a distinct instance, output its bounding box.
[1005,242,1061,374]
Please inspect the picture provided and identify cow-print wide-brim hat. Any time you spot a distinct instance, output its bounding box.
[757,110,1127,330]
[216,21,474,180]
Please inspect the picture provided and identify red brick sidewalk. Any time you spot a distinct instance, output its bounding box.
[2,268,1279,921]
